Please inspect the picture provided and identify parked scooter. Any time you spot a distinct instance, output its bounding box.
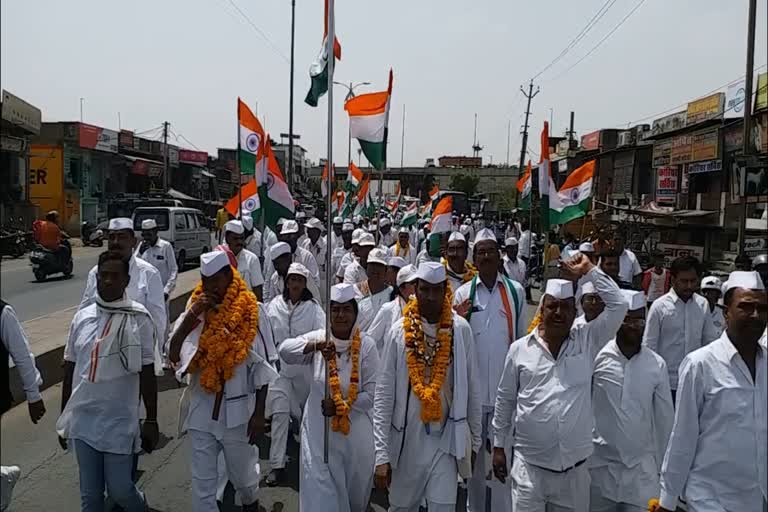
[81,221,105,247]
[29,239,73,281]
[0,230,26,258]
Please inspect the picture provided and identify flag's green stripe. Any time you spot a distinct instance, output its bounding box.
[239,150,257,176]
[304,63,329,107]
[254,188,294,230]
[518,195,531,210]
[358,140,385,170]
[549,198,591,225]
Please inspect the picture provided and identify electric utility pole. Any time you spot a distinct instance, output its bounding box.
[162,121,170,192]
[515,80,539,206]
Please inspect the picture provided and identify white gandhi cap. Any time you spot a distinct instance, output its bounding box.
[387,256,407,269]
[578,242,595,253]
[200,251,231,277]
[270,242,291,260]
[700,275,723,291]
[141,219,157,230]
[287,262,309,279]
[108,218,133,231]
[416,261,446,284]
[331,283,357,303]
[396,264,418,286]
[580,282,597,296]
[280,220,300,234]
[544,279,574,299]
[449,232,466,243]
[358,233,376,247]
[505,237,518,246]
[723,271,765,294]
[223,220,244,235]
[366,248,389,265]
[241,215,254,231]
[621,289,646,311]
[474,228,497,244]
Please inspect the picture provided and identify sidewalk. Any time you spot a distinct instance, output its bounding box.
[7,271,200,406]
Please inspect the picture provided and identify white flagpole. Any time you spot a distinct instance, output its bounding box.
[323,0,335,466]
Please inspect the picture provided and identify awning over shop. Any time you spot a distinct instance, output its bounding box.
[201,170,216,178]
[168,188,203,202]
[594,200,717,220]
[122,154,164,176]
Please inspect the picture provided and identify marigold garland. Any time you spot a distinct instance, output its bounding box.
[188,271,258,394]
[395,241,409,257]
[443,259,477,284]
[402,290,453,423]
[327,329,361,435]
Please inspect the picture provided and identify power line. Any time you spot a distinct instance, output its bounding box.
[223,0,290,64]
[544,0,648,84]
[532,0,620,80]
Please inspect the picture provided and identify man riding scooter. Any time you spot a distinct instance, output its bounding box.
[37,211,71,261]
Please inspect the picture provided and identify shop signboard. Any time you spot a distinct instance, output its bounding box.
[0,135,26,152]
[680,165,690,193]
[168,145,179,166]
[725,80,747,119]
[79,124,118,153]
[670,134,693,164]
[656,166,678,204]
[657,243,704,267]
[580,130,600,151]
[745,236,767,257]
[29,145,64,215]
[687,160,722,175]
[690,129,719,162]
[131,160,149,176]
[649,111,687,138]
[148,163,164,178]
[686,93,724,125]
[723,123,743,153]
[1,90,42,135]
[119,130,134,148]
[652,140,672,167]
[756,72,767,112]
[179,149,209,165]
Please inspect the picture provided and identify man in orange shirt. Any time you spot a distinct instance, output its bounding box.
[38,211,63,251]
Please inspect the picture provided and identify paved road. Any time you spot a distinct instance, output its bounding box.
[0,246,103,322]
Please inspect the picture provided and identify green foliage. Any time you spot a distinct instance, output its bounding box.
[448,173,480,196]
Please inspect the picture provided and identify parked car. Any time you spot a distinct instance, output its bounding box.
[132,207,211,268]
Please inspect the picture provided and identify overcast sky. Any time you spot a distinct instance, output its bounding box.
[2,0,766,169]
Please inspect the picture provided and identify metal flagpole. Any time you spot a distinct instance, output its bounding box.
[323,0,335,466]
[237,103,242,220]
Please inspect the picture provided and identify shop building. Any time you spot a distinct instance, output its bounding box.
[1,90,41,225]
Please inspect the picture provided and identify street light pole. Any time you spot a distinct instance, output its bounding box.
[288,0,296,194]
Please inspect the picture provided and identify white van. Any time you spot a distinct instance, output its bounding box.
[132,206,211,268]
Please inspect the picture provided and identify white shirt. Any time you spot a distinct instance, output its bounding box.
[453,274,526,408]
[518,230,532,259]
[643,289,719,389]
[334,248,355,280]
[707,305,726,339]
[63,302,155,454]
[135,237,178,296]
[365,297,407,355]
[379,230,396,248]
[232,247,264,290]
[244,229,263,259]
[343,259,367,285]
[492,267,627,471]
[388,242,417,266]
[591,341,674,508]
[300,237,327,275]
[503,255,527,285]
[80,256,167,345]
[618,249,642,284]
[356,284,393,332]
[659,333,767,511]
[646,268,668,302]
[1,305,42,402]
[264,271,284,304]
[415,248,439,267]
[263,246,320,288]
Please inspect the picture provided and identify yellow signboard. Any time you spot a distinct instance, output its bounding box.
[686,92,724,125]
[29,145,64,216]
[756,72,767,112]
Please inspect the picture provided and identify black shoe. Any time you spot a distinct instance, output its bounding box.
[242,500,259,512]
[265,468,285,487]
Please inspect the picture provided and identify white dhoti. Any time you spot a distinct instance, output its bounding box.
[467,409,512,512]
[510,453,590,512]
[189,426,260,511]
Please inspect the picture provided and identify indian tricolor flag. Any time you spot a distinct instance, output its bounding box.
[429,184,440,202]
[346,162,363,191]
[255,136,295,229]
[549,160,595,225]
[429,196,452,234]
[305,0,341,107]
[238,98,266,176]
[538,121,555,233]
[352,177,372,217]
[517,160,532,210]
[345,69,393,170]
[401,201,418,226]
[321,162,334,197]
[224,178,259,218]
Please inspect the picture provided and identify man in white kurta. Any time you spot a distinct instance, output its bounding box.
[343,232,375,285]
[700,275,725,339]
[379,217,396,247]
[389,227,417,265]
[492,255,627,512]
[262,220,320,290]
[79,217,166,366]
[453,229,525,512]
[373,262,482,512]
[279,284,380,512]
[300,217,327,285]
[355,248,394,332]
[168,251,278,512]
[444,231,475,293]
[366,264,417,355]
[643,256,719,403]
[657,271,767,512]
[502,237,526,286]
[136,218,178,300]
[264,263,325,485]
[329,216,345,250]
[333,223,357,282]
[264,242,292,303]
[241,215,264,261]
[590,290,674,512]
[223,220,265,300]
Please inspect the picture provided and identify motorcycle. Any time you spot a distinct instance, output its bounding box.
[29,239,73,281]
[0,230,26,258]
[81,221,105,247]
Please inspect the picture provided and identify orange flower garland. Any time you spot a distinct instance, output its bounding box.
[402,289,454,423]
[442,259,478,284]
[327,329,361,435]
[395,242,409,257]
[188,271,259,394]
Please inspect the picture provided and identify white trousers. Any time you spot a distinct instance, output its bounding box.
[266,373,308,470]
[389,503,454,512]
[510,454,590,512]
[188,426,260,512]
[467,409,512,512]
[589,488,645,512]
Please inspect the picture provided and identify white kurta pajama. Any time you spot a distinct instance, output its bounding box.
[279,328,380,512]
[343,258,368,285]
[388,242,417,266]
[492,267,627,512]
[452,274,525,512]
[356,282,393,332]
[373,314,482,511]
[263,246,320,289]
[590,341,675,511]
[135,237,178,297]
[264,296,325,471]
[365,296,408,355]
[300,237,327,283]
[502,255,526,286]
[173,305,279,512]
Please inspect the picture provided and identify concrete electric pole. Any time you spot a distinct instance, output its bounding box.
[515,80,539,206]
[162,121,170,192]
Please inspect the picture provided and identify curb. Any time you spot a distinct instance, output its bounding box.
[7,288,194,408]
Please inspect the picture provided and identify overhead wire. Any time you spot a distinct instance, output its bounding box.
[222,0,290,64]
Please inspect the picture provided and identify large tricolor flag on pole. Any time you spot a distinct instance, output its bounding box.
[549,160,595,225]
[225,178,259,218]
[255,135,295,229]
[429,196,453,234]
[517,160,532,210]
[429,184,440,202]
[305,0,342,107]
[238,98,266,176]
[344,69,393,170]
[401,201,418,226]
[538,121,553,233]
[346,162,363,191]
[352,177,373,217]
